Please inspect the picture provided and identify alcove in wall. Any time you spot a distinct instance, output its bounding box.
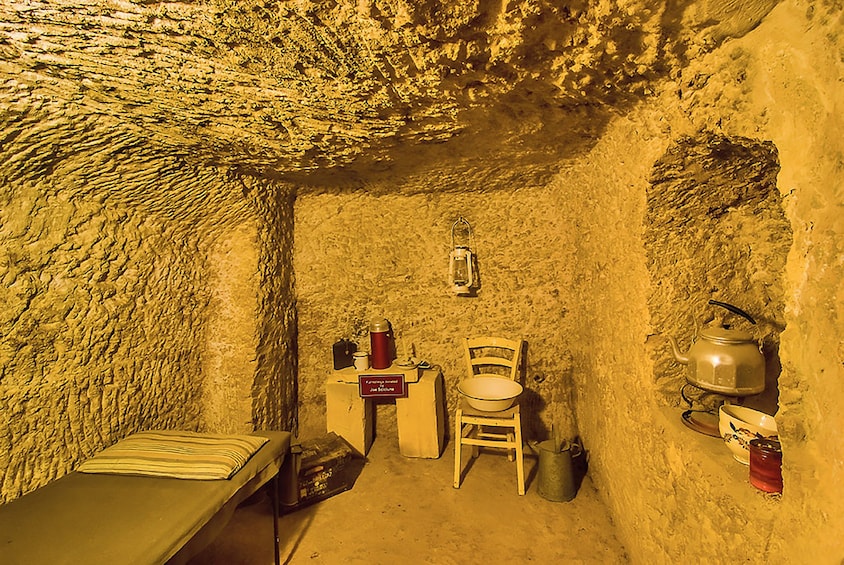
[645,131,791,430]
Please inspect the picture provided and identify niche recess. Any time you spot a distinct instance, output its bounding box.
[645,133,791,416]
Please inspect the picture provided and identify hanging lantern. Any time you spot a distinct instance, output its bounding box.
[449,217,476,296]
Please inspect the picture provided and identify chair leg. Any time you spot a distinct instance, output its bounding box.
[514,413,525,495]
[453,409,463,489]
[507,431,515,462]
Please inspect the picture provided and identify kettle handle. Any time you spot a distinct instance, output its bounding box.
[709,300,757,325]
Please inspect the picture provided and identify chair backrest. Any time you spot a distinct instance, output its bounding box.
[463,337,524,381]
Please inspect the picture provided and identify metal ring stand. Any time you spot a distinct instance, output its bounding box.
[680,383,722,437]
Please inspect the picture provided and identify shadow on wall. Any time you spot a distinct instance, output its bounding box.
[519,341,577,442]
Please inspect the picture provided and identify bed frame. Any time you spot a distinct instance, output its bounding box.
[0,430,292,565]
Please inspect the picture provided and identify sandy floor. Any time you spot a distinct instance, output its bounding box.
[189,436,629,564]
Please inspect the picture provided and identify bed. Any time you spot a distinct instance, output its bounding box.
[0,430,292,565]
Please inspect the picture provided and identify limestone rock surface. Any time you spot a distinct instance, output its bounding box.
[2,1,843,564]
[1,0,778,188]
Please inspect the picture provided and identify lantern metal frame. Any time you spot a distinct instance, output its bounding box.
[449,216,476,296]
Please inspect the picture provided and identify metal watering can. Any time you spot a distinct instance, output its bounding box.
[529,430,583,502]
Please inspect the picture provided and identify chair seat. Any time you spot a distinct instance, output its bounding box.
[458,401,520,427]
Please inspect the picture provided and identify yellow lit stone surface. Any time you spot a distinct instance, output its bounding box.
[1,0,842,562]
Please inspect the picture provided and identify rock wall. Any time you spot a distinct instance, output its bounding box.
[203,222,261,434]
[564,2,844,563]
[250,179,298,433]
[294,188,580,442]
[736,4,844,561]
[559,107,792,562]
[551,108,669,558]
[0,111,208,500]
[0,95,296,500]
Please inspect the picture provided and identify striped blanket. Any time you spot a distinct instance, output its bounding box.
[77,430,269,480]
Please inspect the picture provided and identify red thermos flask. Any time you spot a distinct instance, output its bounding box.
[369,318,392,369]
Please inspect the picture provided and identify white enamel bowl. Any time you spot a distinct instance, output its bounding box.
[458,377,523,411]
[718,404,778,465]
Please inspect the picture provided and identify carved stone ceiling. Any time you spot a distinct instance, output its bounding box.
[0,0,778,192]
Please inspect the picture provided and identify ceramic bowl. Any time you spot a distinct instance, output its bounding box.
[458,377,523,411]
[718,404,778,465]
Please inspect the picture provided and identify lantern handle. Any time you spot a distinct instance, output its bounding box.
[451,216,473,248]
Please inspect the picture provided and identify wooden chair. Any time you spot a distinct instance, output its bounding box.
[453,336,526,495]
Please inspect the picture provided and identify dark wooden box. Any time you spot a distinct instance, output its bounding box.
[280,432,356,511]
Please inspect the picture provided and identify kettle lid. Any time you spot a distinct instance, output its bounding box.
[699,325,755,344]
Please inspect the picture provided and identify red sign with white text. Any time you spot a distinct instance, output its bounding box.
[359,374,407,398]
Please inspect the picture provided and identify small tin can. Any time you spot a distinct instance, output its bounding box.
[353,351,370,371]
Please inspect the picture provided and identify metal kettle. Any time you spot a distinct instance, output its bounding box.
[668,300,765,396]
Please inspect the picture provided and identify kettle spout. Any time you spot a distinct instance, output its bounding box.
[668,336,690,365]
